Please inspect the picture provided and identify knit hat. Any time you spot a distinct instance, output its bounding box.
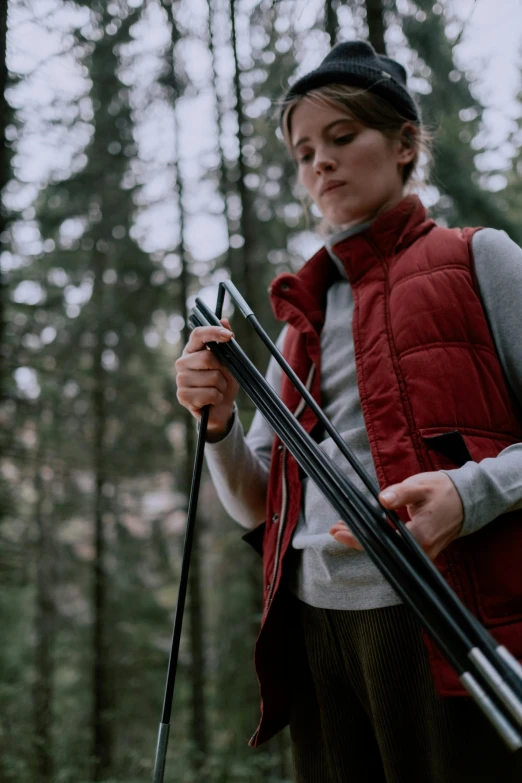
[280,41,420,125]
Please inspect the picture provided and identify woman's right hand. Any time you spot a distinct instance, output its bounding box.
[175,319,239,441]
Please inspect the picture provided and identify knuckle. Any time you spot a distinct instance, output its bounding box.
[189,353,205,370]
[212,370,224,387]
[203,354,216,370]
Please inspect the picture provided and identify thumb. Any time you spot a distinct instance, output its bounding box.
[378,479,428,510]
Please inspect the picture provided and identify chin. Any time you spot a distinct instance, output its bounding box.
[323,202,364,226]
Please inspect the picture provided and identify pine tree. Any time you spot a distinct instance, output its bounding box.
[6,1,176,777]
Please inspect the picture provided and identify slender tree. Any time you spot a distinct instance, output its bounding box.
[32,404,54,783]
[325,0,339,47]
[364,0,387,53]
[0,0,9,395]
[228,0,262,365]
[91,253,112,780]
[207,0,233,274]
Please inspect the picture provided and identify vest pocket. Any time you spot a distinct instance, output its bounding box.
[420,429,474,470]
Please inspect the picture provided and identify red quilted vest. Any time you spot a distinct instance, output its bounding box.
[247,195,522,747]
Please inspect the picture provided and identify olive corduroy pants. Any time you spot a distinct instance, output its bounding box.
[288,599,522,783]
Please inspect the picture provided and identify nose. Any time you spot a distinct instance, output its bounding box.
[313,145,337,175]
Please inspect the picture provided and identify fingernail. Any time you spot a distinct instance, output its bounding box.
[381,490,397,503]
[219,329,233,338]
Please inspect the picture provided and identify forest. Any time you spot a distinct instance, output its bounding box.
[2,0,522,781]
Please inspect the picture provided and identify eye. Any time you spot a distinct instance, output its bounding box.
[297,151,312,164]
[334,133,355,145]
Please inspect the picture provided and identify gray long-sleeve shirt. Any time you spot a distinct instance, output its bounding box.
[204,228,522,610]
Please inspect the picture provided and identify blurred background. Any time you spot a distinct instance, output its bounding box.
[1,0,522,781]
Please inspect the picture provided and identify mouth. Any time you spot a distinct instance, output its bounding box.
[320,181,346,197]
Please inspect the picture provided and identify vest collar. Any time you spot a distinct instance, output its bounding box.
[331,194,435,284]
[269,195,435,331]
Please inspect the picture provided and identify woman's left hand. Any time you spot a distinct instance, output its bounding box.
[330,471,464,561]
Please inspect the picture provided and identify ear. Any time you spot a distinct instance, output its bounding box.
[396,122,418,166]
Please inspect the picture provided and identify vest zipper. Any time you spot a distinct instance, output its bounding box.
[250,364,317,747]
[264,450,288,616]
[264,364,316,615]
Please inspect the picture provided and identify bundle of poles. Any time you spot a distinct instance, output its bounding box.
[152,280,522,782]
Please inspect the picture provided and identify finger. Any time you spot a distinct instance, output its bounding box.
[184,325,234,354]
[176,356,238,393]
[177,386,224,410]
[329,522,364,551]
[177,347,228,372]
[176,369,228,395]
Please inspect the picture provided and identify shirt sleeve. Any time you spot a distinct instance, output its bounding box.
[203,326,288,530]
[444,228,522,536]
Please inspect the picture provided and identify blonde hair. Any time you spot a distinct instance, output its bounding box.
[280,84,431,192]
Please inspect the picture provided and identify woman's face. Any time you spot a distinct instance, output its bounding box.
[289,98,415,228]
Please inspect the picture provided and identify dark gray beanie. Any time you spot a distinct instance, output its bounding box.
[280,40,420,125]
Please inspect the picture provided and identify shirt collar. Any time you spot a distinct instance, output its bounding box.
[325,219,374,279]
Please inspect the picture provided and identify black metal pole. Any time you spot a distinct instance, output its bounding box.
[152,288,225,783]
[192,304,473,660]
[189,294,522,750]
[216,282,522,701]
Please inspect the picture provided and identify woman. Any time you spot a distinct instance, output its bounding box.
[175,41,522,781]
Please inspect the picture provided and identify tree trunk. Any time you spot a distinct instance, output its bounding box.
[32,417,54,783]
[325,0,339,48]
[364,0,387,53]
[207,0,233,268]
[228,0,261,364]
[92,259,112,781]
[0,0,9,395]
